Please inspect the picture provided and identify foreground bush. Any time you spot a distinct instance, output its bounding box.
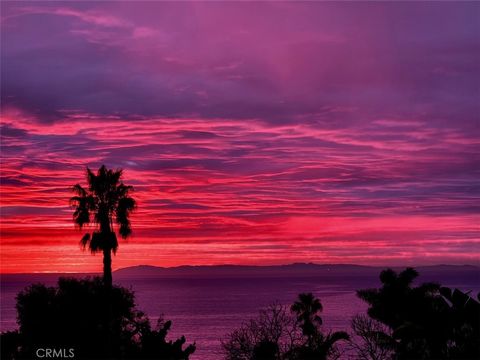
[348,314,395,360]
[0,277,195,360]
[357,268,480,360]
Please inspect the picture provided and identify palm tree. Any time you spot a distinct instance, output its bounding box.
[70,165,136,287]
[291,293,349,359]
[291,292,323,344]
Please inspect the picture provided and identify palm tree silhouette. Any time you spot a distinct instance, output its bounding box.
[70,165,136,287]
[291,292,323,345]
[291,293,349,359]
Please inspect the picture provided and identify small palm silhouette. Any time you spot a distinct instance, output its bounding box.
[291,292,323,342]
[70,165,136,287]
[291,293,349,359]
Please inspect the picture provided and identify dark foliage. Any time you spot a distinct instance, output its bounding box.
[348,314,395,360]
[223,294,349,360]
[357,267,480,360]
[222,303,300,360]
[290,293,349,360]
[0,277,195,360]
[1,331,21,360]
[252,339,279,360]
[291,292,323,344]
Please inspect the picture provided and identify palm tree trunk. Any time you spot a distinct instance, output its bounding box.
[103,247,113,358]
[103,248,112,288]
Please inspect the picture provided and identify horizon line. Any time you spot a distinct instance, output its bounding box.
[1,261,479,275]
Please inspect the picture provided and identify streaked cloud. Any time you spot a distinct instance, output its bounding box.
[1,2,479,272]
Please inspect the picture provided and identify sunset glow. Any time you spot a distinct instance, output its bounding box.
[1,2,479,273]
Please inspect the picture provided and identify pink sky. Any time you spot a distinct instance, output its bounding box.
[1,2,479,273]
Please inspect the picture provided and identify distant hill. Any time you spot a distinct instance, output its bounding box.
[2,264,477,286]
[114,263,480,284]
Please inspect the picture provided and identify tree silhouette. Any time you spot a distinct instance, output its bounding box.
[291,292,323,346]
[222,303,301,360]
[357,267,480,359]
[223,295,349,360]
[438,287,480,359]
[291,293,349,360]
[0,277,195,360]
[70,165,136,287]
[349,314,395,360]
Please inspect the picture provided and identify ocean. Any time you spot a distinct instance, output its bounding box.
[1,267,479,359]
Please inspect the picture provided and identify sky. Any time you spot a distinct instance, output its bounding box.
[1,2,479,273]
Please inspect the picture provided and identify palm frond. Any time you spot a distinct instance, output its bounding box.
[89,232,102,253]
[72,203,90,228]
[116,183,134,198]
[72,165,135,255]
[118,222,132,239]
[70,190,96,228]
[72,184,87,197]
[86,167,97,193]
[326,330,350,344]
[80,233,91,249]
[110,168,122,185]
[321,330,349,352]
[88,231,118,253]
[116,196,136,239]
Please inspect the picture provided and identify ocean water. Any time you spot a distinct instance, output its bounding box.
[1,272,478,359]
[116,276,372,359]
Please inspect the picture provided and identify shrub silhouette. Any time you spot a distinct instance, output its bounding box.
[1,331,20,360]
[222,303,300,360]
[252,339,279,360]
[1,277,195,360]
[357,267,480,359]
[348,314,395,360]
